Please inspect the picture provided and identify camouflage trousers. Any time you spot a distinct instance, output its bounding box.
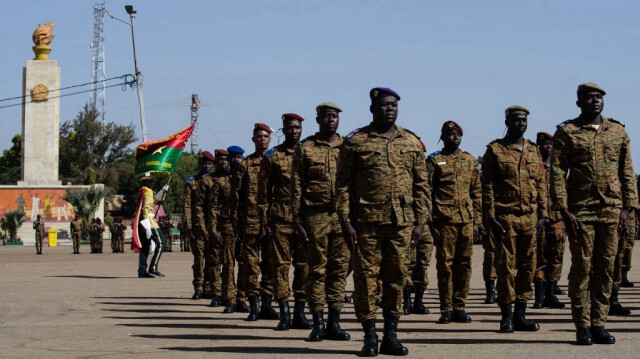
[162,229,173,251]
[406,229,433,289]
[271,219,308,302]
[235,238,247,302]
[613,212,635,290]
[353,224,412,321]
[90,235,103,252]
[72,233,81,251]
[190,229,220,294]
[482,218,496,282]
[241,231,274,297]
[35,234,43,252]
[435,222,473,312]
[494,212,536,305]
[205,233,223,297]
[180,231,191,252]
[534,220,565,282]
[568,216,619,328]
[218,221,236,304]
[304,211,350,312]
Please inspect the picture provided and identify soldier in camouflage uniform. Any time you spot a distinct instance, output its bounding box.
[336,87,429,356]
[160,214,174,252]
[178,215,190,252]
[210,149,239,313]
[428,121,483,324]
[70,214,82,254]
[110,218,119,253]
[231,123,279,321]
[551,82,638,345]
[482,105,547,333]
[115,217,127,253]
[532,132,565,310]
[183,151,217,300]
[610,209,634,316]
[91,218,105,254]
[292,102,351,341]
[265,113,311,331]
[33,214,44,255]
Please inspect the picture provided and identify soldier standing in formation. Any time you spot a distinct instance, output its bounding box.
[428,121,483,324]
[482,105,547,333]
[292,102,351,341]
[532,132,565,310]
[337,88,429,356]
[184,151,216,299]
[90,218,105,254]
[160,214,175,252]
[33,214,44,255]
[70,214,82,254]
[266,113,311,331]
[231,123,279,321]
[551,82,637,345]
[111,217,126,253]
[178,214,190,252]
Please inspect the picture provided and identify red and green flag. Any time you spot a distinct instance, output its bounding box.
[134,125,194,177]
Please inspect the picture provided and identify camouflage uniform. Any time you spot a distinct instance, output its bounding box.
[336,124,429,321]
[90,221,105,253]
[482,221,497,282]
[33,219,44,254]
[613,210,635,290]
[211,171,237,305]
[183,173,217,294]
[110,223,118,252]
[267,143,308,302]
[551,116,638,328]
[535,163,565,283]
[231,152,273,298]
[482,138,547,305]
[427,150,481,313]
[70,219,82,253]
[292,133,349,312]
[160,217,174,252]
[178,217,190,252]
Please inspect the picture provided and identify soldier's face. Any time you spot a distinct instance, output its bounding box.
[317,110,339,135]
[577,91,604,117]
[283,119,302,144]
[441,129,461,149]
[230,153,243,163]
[505,114,527,137]
[252,129,271,151]
[201,160,214,173]
[539,139,552,158]
[371,96,398,127]
[216,156,230,172]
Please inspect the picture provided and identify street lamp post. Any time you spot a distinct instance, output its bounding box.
[124,5,147,142]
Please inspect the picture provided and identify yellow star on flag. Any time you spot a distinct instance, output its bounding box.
[153,145,166,155]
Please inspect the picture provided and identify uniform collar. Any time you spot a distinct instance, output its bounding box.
[576,115,610,130]
[313,132,343,146]
[366,123,404,139]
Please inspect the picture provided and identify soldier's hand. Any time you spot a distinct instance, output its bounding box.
[202,230,210,242]
[618,209,630,237]
[340,222,358,250]
[474,224,486,237]
[411,224,425,249]
[489,218,505,237]
[535,218,547,233]
[297,223,308,242]
[212,231,223,244]
[560,208,578,238]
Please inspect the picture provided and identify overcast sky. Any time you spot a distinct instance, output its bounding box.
[1,0,638,169]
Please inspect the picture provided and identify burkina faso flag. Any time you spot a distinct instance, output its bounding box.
[134,125,194,177]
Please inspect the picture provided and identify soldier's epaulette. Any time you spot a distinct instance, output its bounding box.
[427,151,441,159]
[608,118,625,127]
[265,146,277,158]
[557,119,572,128]
[404,128,421,139]
[488,139,500,146]
[185,176,195,183]
[345,127,362,139]
[527,139,539,147]
[300,135,315,144]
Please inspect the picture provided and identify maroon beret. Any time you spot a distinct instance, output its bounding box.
[202,151,215,162]
[282,113,304,122]
[215,149,229,157]
[254,123,273,133]
[441,121,463,136]
[536,132,553,144]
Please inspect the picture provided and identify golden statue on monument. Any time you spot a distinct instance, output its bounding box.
[32,21,55,60]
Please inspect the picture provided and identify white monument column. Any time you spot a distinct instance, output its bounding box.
[19,21,61,186]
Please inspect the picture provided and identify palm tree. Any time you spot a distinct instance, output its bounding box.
[1,209,26,242]
[64,185,111,228]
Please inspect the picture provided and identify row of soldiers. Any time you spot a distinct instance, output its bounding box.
[177,82,637,356]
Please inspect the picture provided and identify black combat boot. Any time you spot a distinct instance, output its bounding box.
[259,293,280,320]
[621,268,634,288]
[291,300,312,329]
[344,294,352,303]
[609,288,631,316]
[402,287,412,315]
[532,280,545,309]
[191,290,202,300]
[209,295,222,307]
[513,301,540,331]
[543,280,565,309]
[247,295,260,321]
[438,311,452,324]
[275,300,291,330]
[590,326,615,344]
[551,280,565,294]
[576,327,593,345]
[452,310,472,323]
[223,302,236,313]
[236,300,250,313]
[379,313,408,356]
[359,319,378,357]
[411,286,429,314]
[484,280,496,304]
[324,307,350,341]
[499,303,514,333]
[308,310,325,342]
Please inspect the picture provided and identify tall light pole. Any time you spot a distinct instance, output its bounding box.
[124,5,147,142]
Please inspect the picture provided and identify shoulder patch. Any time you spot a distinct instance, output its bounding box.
[427,151,441,159]
[608,118,625,127]
[265,146,277,158]
[345,127,362,139]
[185,176,195,183]
[557,119,572,128]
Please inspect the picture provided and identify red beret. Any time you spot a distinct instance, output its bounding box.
[254,123,273,133]
[441,121,463,136]
[201,151,215,162]
[215,149,229,157]
[282,113,304,122]
[536,132,553,144]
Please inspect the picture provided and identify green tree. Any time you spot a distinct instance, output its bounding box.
[0,134,22,184]
[63,185,111,228]
[0,209,26,242]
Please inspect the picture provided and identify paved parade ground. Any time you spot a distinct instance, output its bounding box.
[1,242,639,358]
